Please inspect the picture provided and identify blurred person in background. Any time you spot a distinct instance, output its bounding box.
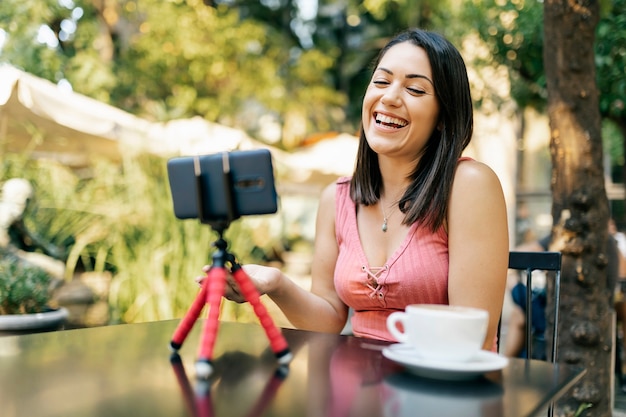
[610,218,626,392]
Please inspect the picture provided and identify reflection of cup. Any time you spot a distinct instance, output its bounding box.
[386,304,488,363]
[382,373,503,417]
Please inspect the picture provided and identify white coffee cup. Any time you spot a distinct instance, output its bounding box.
[386,304,489,363]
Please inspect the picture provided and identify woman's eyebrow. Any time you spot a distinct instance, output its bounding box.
[406,74,434,86]
[376,67,434,86]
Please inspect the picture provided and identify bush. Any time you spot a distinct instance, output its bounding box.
[0,254,52,315]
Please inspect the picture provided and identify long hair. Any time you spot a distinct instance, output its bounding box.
[350,28,473,232]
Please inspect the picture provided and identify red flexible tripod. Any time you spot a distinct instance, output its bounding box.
[168,153,292,379]
[169,233,292,379]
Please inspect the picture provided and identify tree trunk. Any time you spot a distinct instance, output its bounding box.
[543,1,613,416]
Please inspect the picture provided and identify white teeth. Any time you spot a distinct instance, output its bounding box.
[375,113,407,127]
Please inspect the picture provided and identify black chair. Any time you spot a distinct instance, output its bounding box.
[497,251,562,417]
[506,251,562,363]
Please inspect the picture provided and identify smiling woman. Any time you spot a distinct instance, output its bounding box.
[209,28,509,353]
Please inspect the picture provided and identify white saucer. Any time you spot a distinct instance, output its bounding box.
[382,344,509,381]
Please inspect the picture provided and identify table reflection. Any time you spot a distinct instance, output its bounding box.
[305,334,505,417]
[381,373,504,417]
[307,336,395,417]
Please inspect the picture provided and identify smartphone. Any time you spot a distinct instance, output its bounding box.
[167,149,278,223]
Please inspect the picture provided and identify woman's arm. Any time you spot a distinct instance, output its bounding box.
[446,160,509,350]
[229,182,349,333]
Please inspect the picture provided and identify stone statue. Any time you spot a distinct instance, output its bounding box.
[0,178,67,280]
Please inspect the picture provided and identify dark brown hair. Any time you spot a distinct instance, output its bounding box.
[350,28,473,232]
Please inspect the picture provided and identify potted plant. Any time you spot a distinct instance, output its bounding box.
[0,253,68,335]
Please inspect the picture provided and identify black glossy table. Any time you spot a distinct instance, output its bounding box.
[0,320,585,417]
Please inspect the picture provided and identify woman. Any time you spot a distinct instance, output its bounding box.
[221,28,509,351]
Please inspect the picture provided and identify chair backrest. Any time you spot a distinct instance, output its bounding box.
[507,251,562,363]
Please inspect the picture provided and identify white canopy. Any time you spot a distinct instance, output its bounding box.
[0,65,276,165]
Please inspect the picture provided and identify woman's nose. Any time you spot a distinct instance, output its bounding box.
[381,84,401,106]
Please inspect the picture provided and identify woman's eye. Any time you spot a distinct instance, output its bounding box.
[407,87,426,95]
[373,80,390,86]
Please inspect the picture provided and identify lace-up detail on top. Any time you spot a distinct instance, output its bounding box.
[362,264,388,301]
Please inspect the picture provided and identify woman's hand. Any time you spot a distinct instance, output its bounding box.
[195,264,283,304]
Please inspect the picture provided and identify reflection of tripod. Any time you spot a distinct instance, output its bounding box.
[170,352,288,417]
[169,154,292,379]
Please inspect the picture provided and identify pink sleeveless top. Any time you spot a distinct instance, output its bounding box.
[334,177,449,341]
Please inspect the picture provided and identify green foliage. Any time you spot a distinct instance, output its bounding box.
[0,0,83,82]
[461,0,546,110]
[0,152,279,323]
[604,119,624,165]
[596,0,626,123]
[573,402,593,417]
[462,0,626,122]
[604,119,625,184]
[111,0,351,143]
[0,254,52,315]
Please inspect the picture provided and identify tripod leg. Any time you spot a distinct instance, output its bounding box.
[196,266,227,379]
[195,380,214,417]
[243,366,288,417]
[231,266,292,364]
[170,280,209,351]
[169,353,199,416]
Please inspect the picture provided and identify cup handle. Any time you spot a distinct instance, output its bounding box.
[387,312,408,343]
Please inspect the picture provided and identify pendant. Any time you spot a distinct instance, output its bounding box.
[382,218,388,232]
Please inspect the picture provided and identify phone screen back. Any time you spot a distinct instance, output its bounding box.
[167,149,278,221]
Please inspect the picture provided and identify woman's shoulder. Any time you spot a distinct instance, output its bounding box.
[451,158,505,206]
[455,158,500,184]
[450,158,506,217]
[329,176,350,195]
[319,177,346,204]
[319,176,354,211]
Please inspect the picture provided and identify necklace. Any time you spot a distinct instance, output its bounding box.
[380,198,398,233]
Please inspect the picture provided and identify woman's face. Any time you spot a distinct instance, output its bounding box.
[361,42,440,162]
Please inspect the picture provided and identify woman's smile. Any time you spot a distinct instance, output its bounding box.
[374,112,408,128]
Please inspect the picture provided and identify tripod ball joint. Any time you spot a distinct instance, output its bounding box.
[276,348,293,365]
[195,359,214,379]
[169,340,182,353]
